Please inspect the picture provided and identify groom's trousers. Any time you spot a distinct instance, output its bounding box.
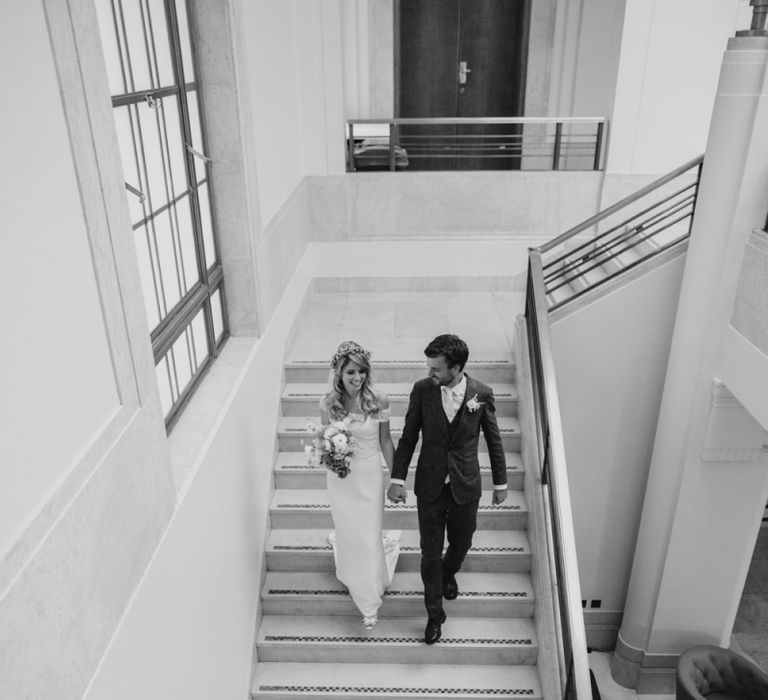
[417,482,479,618]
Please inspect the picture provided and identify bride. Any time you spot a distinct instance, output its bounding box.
[320,340,400,629]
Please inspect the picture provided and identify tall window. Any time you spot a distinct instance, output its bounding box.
[96,0,227,429]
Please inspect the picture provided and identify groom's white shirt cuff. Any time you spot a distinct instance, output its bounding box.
[389,477,506,490]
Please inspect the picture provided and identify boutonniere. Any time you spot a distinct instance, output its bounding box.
[466,394,484,413]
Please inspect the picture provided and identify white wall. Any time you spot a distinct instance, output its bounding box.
[83,253,315,699]
[240,0,305,224]
[0,0,120,562]
[239,0,346,225]
[549,0,626,119]
[607,0,750,174]
[0,2,176,697]
[550,253,686,613]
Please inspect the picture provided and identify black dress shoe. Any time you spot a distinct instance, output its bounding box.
[424,610,447,645]
[442,573,459,600]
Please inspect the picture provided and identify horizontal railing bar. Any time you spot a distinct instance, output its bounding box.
[545,193,696,282]
[548,216,692,294]
[539,154,703,253]
[548,209,692,294]
[349,117,606,126]
[548,209,693,293]
[543,183,697,272]
[547,234,690,312]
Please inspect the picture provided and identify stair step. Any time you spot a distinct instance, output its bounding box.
[252,662,542,699]
[269,490,528,530]
[256,615,539,665]
[277,416,521,452]
[545,282,572,308]
[284,360,514,384]
[274,451,524,490]
[266,529,532,573]
[282,382,519,417]
[261,571,534,618]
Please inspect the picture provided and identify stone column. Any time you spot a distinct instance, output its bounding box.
[610,32,768,694]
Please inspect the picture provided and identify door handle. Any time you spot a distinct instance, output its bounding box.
[458,61,471,85]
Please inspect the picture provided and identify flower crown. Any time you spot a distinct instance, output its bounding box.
[331,340,371,369]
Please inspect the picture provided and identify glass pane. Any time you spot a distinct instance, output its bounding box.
[159,95,188,200]
[171,323,194,390]
[94,0,126,95]
[120,0,152,91]
[186,91,204,182]
[211,288,224,343]
[196,181,216,267]
[138,99,169,213]
[174,0,196,82]
[156,356,174,416]
[147,0,175,87]
[152,211,183,313]
[187,91,204,153]
[173,196,200,293]
[190,308,209,370]
[134,223,162,329]
[114,106,147,225]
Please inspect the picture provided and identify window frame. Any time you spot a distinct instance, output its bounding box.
[101,0,229,430]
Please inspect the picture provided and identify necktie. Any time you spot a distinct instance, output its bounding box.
[442,385,457,421]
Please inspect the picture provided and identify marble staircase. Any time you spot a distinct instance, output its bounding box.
[251,355,545,699]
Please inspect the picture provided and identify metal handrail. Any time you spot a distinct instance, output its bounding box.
[540,154,703,253]
[526,253,593,700]
[539,155,703,311]
[346,117,607,172]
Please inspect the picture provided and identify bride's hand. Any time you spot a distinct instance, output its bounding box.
[387,483,406,503]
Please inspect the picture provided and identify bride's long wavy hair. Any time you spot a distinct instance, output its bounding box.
[324,344,381,421]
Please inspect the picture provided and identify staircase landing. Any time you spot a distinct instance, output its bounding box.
[287,289,524,364]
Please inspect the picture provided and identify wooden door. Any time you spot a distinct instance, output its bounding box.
[396,0,528,170]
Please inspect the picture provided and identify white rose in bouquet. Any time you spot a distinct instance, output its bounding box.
[331,433,348,451]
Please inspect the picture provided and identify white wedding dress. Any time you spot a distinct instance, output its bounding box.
[323,403,400,622]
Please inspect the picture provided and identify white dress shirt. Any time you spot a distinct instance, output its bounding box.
[441,375,466,422]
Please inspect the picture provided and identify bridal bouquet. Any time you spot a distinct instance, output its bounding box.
[305,421,356,479]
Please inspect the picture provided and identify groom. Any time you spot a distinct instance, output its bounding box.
[387,334,508,644]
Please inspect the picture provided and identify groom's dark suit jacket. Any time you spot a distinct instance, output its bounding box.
[392,375,507,504]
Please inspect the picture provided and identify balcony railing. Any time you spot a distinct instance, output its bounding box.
[346,117,607,172]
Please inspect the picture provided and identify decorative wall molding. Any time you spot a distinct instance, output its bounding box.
[702,378,768,462]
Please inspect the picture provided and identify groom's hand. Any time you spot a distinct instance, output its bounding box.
[491,488,508,505]
[387,483,407,503]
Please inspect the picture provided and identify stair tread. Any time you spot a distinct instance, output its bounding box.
[284,381,518,399]
[263,570,534,597]
[275,451,523,470]
[258,614,537,642]
[271,489,527,512]
[253,662,542,695]
[267,528,530,553]
[285,359,514,367]
[278,415,521,434]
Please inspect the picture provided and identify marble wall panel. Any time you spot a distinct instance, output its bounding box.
[256,181,311,324]
[731,230,768,356]
[306,171,602,239]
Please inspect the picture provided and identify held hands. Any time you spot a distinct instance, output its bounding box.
[491,488,508,506]
[387,482,407,504]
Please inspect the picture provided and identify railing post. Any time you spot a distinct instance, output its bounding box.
[737,0,768,36]
[389,121,397,171]
[553,122,562,170]
[593,122,604,171]
[347,122,355,172]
